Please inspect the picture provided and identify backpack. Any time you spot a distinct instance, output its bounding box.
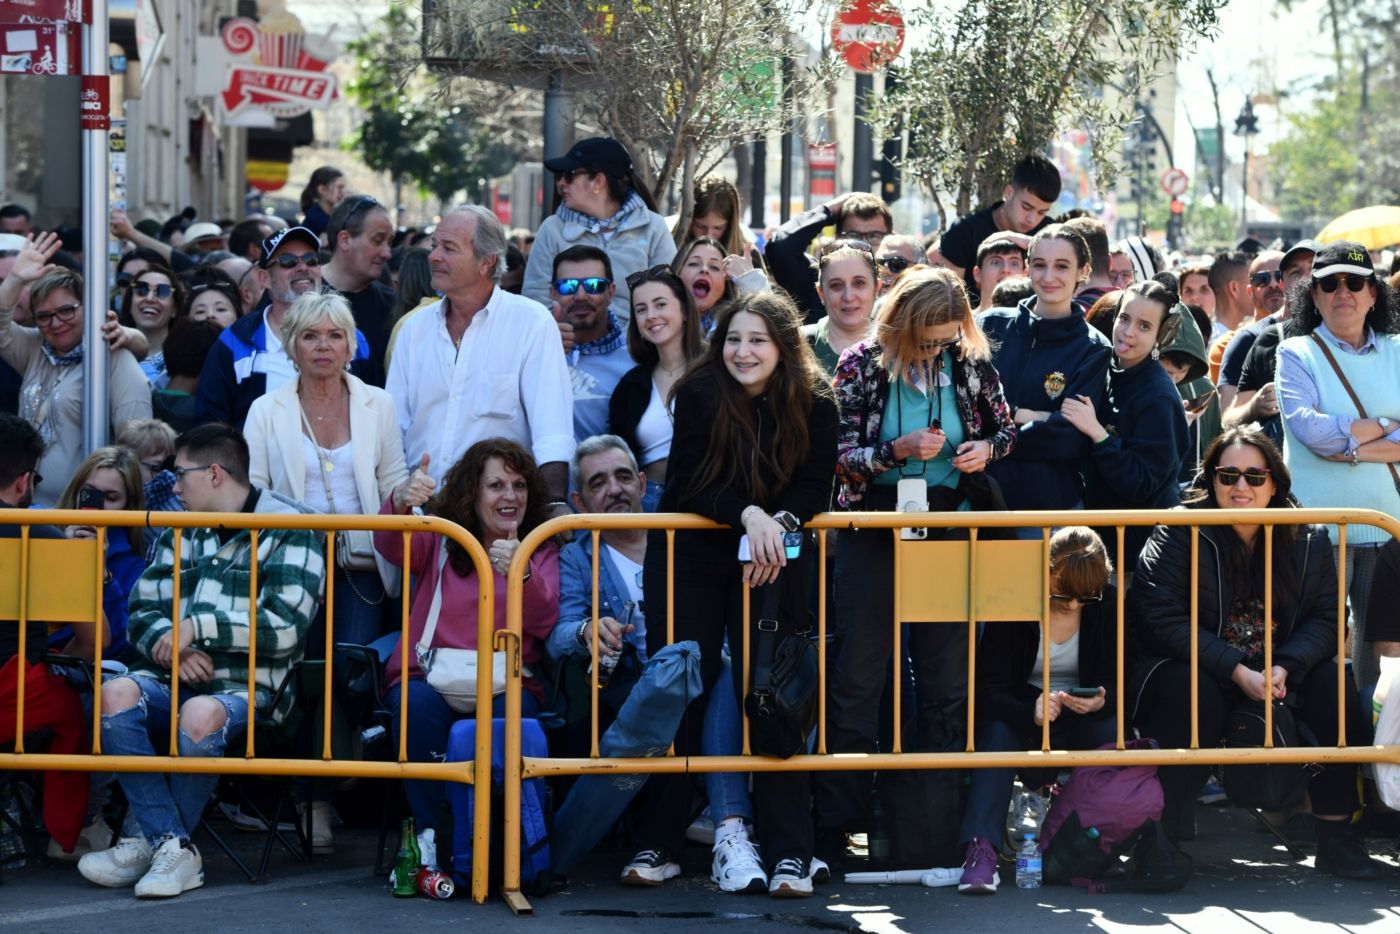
[1220,698,1314,811]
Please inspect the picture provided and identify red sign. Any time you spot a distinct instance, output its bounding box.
[0,20,77,74]
[831,0,904,74]
[1159,167,1189,197]
[809,143,838,200]
[0,0,86,24]
[219,16,339,121]
[79,74,109,130]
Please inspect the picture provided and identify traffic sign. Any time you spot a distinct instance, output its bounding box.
[1160,167,1189,197]
[831,0,905,74]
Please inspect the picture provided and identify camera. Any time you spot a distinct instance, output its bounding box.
[896,478,928,541]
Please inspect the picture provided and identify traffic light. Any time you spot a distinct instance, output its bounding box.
[880,134,901,203]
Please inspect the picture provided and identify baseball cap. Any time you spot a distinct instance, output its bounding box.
[1311,241,1374,280]
[184,222,224,244]
[259,226,320,267]
[1280,238,1318,272]
[0,233,24,253]
[543,137,634,179]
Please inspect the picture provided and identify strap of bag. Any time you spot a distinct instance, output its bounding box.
[749,584,782,695]
[417,539,451,656]
[1307,332,1400,495]
[297,402,341,516]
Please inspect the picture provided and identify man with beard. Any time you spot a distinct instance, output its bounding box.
[194,227,373,427]
[551,245,634,442]
[321,195,395,385]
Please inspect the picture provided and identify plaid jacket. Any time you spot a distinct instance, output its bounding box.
[127,488,326,725]
[832,339,1017,508]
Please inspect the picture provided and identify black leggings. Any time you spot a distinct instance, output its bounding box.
[1133,658,1370,816]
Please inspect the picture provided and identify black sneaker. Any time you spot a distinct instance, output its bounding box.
[1315,827,1385,880]
[620,849,681,886]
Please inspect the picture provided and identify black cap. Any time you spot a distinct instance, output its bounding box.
[1280,238,1319,273]
[259,226,320,267]
[543,137,634,179]
[1311,241,1374,280]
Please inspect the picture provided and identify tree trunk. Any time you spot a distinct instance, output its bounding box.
[1207,69,1226,205]
[732,141,753,222]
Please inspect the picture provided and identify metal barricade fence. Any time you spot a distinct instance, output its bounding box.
[0,508,503,904]
[500,507,1400,913]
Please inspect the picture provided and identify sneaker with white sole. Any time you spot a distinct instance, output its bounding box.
[810,856,830,884]
[711,833,767,893]
[47,815,114,862]
[768,857,815,897]
[620,849,681,886]
[77,835,154,888]
[686,816,716,846]
[957,837,999,894]
[134,837,204,898]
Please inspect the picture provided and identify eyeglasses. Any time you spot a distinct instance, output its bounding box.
[1249,270,1285,287]
[1317,274,1370,294]
[557,168,591,184]
[171,464,217,481]
[1213,466,1272,487]
[342,195,381,229]
[115,272,135,289]
[839,229,887,245]
[270,252,321,270]
[132,282,174,299]
[553,276,612,296]
[877,255,913,274]
[918,337,961,356]
[29,469,43,488]
[1050,593,1103,604]
[625,264,677,290]
[33,303,80,328]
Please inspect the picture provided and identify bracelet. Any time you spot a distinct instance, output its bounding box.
[740,504,761,526]
[575,620,589,648]
[546,500,569,512]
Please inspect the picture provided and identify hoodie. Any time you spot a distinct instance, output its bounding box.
[1159,306,1222,483]
[978,297,1112,510]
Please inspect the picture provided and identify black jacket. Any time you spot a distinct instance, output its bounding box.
[1127,509,1338,719]
[976,587,1120,729]
[608,363,655,468]
[763,205,832,324]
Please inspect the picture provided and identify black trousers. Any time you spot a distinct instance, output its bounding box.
[812,501,969,832]
[1133,657,1370,816]
[636,531,814,869]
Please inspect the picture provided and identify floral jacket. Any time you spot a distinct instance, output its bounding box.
[832,339,1017,508]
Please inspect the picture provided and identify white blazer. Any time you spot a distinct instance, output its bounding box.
[245,372,410,594]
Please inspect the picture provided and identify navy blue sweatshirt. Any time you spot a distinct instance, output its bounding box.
[978,297,1111,510]
[1085,357,1189,563]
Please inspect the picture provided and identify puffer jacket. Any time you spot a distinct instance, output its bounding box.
[1127,506,1339,721]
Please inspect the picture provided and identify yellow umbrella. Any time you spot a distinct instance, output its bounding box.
[1316,206,1400,250]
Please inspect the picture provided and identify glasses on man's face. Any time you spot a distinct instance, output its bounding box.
[553,276,612,296]
[1317,274,1370,294]
[1250,269,1285,288]
[625,264,676,290]
[1050,593,1103,605]
[171,464,217,482]
[33,303,80,328]
[877,255,913,275]
[840,229,887,245]
[1213,466,1272,488]
[271,252,320,270]
[132,282,173,299]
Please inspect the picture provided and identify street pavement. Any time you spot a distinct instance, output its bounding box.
[7,804,1400,932]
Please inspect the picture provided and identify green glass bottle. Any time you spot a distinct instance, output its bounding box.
[392,818,417,896]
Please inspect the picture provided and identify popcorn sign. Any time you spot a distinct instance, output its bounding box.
[218,10,337,121]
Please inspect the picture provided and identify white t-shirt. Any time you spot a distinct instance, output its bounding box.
[603,543,648,655]
[1028,627,1081,694]
[261,326,296,395]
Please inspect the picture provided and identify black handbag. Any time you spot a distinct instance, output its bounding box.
[1221,697,1315,811]
[744,585,819,759]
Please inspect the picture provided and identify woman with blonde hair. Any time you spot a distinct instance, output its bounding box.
[816,266,1017,865]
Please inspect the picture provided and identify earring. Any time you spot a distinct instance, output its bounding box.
[293,362,300,373]
[1150,346,1160,360]
[344,361,352,372]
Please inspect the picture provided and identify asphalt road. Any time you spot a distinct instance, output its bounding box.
[7,805,1400,932]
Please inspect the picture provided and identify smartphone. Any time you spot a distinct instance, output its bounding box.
[1185,389,1216,413]
[738,532,803,562]
[1065,686,1101,698]
[78,486,105,510]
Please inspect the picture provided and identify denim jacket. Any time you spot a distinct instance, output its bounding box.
[546,532,649,663]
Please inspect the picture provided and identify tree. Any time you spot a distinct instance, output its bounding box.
[868,0,1225,229]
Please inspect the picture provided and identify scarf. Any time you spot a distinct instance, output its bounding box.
[557,191,645,243]
[40,341,84,368]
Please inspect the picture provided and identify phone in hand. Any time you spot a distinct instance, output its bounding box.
[1065,686,1102,698]
[738,532,803,562]
[78,486,105,510]
[1185,389,1216,414]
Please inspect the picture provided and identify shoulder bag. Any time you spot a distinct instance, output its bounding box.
[298,403,380,576]
[417,539,507,714]
[744,582,818,759]
[1308,332,1400,496]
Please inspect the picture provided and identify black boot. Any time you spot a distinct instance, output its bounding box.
[1314,821,1384,880]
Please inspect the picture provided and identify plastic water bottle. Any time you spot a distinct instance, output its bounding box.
[1016,834,1042,889]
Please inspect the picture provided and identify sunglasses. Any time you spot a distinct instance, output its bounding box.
[878,255,913,274]
[342,195,381,228]
[132,282,174,299]
[822,238,875,258]
[1317,274,1370,294]
[553,276,612,296]
[33,303,80,328]
[1249,270,1285,287]
[625,264,677,290]
[270,251,321,270]
[29,469,43,488]
[1050,593,1103,604]
[558,168,592,184]
[116,272,135,289]
[1213,466,1272,487]
[918,337,960,356]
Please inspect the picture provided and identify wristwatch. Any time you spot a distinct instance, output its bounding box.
[1380,416,1393,431]
[772,510,801,532]
[1350,447,1361,466]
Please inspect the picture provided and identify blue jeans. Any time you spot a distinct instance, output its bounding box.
[103,675,249,845]
[641,480,665,514]
[702,653,754,824]
[385,678,540,828]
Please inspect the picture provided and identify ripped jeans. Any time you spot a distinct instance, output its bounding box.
[102,675,249,846]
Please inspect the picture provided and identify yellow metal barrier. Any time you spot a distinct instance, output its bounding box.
[500,506,1400,913]
[0,507,505,904]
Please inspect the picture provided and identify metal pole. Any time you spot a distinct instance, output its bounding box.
[82,0,110,456]
[542,69,573,214]
[779,57,794,223]
[1240,147,1249,233]
[852,72,873,195]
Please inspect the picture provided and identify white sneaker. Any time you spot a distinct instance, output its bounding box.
[134,837,204,898]
[768,857,815,897]
[216,801,295,833]
[77,835,154,888]
[711,832,767,893]
[686,815,716,846]
[46,815,113,862]
[299,800,335,854]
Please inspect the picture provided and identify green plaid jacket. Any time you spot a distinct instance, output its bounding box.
[127,489,326,725]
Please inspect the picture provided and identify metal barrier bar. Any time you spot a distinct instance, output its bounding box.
[1114,525,1125,749]
[1264,524,1274,746]
[965,528,978,753]
[1338,525,1348,748]
[92,527,106,753]
[891,529,902,754]
[247,529,259,758]
[1040,526,1051,753]
[14,526,28,753]
[322,530,333,760]
[170,528,182,756]
[817,529,828,755]
[589,529,601,759]
[1190,526,1199,749]
[398,531,410,764]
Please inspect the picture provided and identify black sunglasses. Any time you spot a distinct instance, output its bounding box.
[1213,466,1272,487]
[132,282,174,299]
[1050,592,1103,604]
[878,255,913,274]
[821,238,875,258]
[342,195,381,229]
[115,272,135,289]
[558,168,592,184]
[625,264,677,290]
[1249,270,1284,287]
[270,252,321,270]
[553,276,612,296]
[1317,274,1370,294]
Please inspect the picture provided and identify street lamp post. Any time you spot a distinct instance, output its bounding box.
[1234,98,1259,235]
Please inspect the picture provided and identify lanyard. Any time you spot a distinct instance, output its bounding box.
[896,353,944,478]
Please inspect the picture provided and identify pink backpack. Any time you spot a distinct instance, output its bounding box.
[1040,738,1164,856]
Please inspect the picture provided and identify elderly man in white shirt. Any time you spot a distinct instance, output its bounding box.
[387,204,575,508]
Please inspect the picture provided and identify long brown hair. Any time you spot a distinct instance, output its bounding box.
[428,439,550,577]
[676,176,750,259]
[671,237,737,311]
[676,292,830,507]
[625,267,704,367]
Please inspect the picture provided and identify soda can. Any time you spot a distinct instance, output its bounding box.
[416,867,455,899]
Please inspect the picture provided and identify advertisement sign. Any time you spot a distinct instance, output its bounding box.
[809,143,838,201]
[218,13,338,123]
[0,0,86,24]
[0,19,76,74]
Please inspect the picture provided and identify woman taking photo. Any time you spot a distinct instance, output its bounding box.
[1062,281,1190,566]
[0,233,151,506]
[524,137,676,322]
[118,262,185,383]
[958,527,1117,894]
[802,241,880,374]
[623,292,837,897]
[818,266,1016,856]
[978,224,1112,514]
[608,266,704,512]
[375,438,561,835]
[300,166,346,238]
[1130,428,1380,878]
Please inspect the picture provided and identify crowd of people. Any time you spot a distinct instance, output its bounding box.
[2,142,1400,901]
